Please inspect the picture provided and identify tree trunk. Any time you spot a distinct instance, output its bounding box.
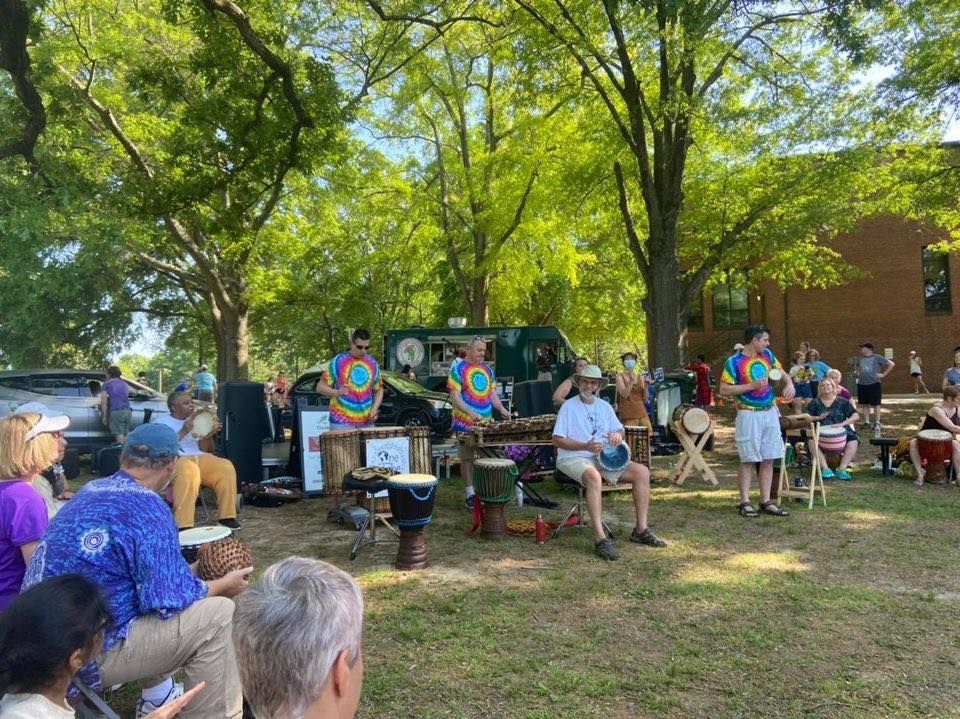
[213,305,250,382]
[643,239,685,370]
[470,274,490,326]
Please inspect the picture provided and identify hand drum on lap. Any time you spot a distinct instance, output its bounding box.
[197,537,253,581]
[817,426,847,454]
[190,409,217,438]
[595,441,631,473]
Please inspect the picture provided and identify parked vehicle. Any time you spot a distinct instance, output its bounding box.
[384,324,578,393]
[0,369,168,454]
[286,368,453,436]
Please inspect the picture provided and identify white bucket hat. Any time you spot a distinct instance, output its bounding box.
[14,401,70,440]
[573,364,609,390]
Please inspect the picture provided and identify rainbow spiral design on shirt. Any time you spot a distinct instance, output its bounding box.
[325,353,382,425]
[448,361,495,432]
[720,349,780,410]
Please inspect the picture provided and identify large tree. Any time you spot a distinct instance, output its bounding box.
[511,0,920,367]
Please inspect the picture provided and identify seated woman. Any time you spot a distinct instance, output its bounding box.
[909,385,960,486]
[806,378,860,480]
[789,351,813,413]
[0,575,201,719]
[825,368,852,402]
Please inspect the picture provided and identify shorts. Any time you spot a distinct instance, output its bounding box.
[910,372,922,378]
[556,456,623,485]
[857,383,882,406]
[734,408,783,463]
[108,408,132,437]
[198,389,215,403]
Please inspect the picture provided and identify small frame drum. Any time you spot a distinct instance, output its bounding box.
[178,525,231,564]
[384,473,439,570]
[917,429,953,484]
[473,458,518,540]
[190,409,217,438]
[671,404,711,435]
[595,441,631,474]
[408,426,433,475]
[320,430,361,495]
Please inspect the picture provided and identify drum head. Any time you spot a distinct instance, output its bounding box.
[597,441,631,472]
[386,473,438,487]
[179,525,231,548]
[918,429,952,441]
[191,410,216,438]
[681,407,710,434]
[768,368,784,381]
[475,458,516,469]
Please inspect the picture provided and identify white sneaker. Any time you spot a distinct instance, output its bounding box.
[136,682,184,719]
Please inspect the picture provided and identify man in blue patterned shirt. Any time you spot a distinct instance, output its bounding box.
[24,423,252,719]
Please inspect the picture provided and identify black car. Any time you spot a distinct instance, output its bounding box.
[286,368,453,437]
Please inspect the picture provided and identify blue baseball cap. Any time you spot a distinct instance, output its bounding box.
[124,423,180,459]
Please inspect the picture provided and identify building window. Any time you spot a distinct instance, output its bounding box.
[687,291,704,330]
[922,246,952,314]
[712,284,749,328]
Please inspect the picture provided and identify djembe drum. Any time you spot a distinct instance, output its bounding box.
[817,425,847,470]
[196,537,253,581]
[384,473,439,570]
[623,426,650,467]
[178,525,232,564]
[473,458,518,540]
[917,429,953,484]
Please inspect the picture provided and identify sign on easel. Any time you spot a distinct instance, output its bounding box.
[298,409,330,496]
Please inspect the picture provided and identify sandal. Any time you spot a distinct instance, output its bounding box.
[759,500,789,517]
[594,538,620,561]
[738,502,759,518]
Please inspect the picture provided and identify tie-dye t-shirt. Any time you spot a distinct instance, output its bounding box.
[323,352,382,425]
[720,348,782,410]
[448,360,496,432]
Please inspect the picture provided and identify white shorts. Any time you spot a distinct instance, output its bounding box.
[734,408,783,463]
[556,456,623,485]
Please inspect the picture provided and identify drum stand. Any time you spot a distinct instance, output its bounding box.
[670,420,718,486]
[341,476,399,561]
[776,423,827,508]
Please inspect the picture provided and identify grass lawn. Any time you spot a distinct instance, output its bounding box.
[98,394,960,717]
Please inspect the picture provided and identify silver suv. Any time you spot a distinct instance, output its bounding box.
[0,369,169,454]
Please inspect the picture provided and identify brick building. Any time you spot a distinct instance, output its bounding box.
[686,215,960,393]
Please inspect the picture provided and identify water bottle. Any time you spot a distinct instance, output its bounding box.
[874,423,882,439]
[535,514,546,545]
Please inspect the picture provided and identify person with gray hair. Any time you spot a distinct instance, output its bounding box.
[234,557,364,719]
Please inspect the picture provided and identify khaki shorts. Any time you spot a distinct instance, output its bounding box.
[556,456,623,485]
[108,408,132,437]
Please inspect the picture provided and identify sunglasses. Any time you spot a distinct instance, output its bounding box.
[354,343,370,350]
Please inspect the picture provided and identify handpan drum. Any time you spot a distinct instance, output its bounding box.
[384,473,439,570]
[473,458,518,540]
[671,404,710,435]
[917,429,953,484]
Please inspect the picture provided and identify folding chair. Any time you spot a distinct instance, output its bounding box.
[72,677,121,719]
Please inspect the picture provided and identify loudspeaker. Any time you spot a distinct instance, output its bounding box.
[218,382,266,489]
[93,445,122,476]
[513,380,553,417]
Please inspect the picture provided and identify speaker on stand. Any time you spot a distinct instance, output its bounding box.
[512,380,554,418]
[217,382,267,490]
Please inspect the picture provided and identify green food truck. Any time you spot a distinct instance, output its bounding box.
[384,325,579,394]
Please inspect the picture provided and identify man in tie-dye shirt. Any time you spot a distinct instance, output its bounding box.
[448,336,510,508]
[317,329,384,430]
[719,324,795,519]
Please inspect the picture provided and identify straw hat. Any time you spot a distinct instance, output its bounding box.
[573,364,609,390]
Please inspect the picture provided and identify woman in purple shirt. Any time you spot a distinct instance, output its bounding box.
[0,412,67,611]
